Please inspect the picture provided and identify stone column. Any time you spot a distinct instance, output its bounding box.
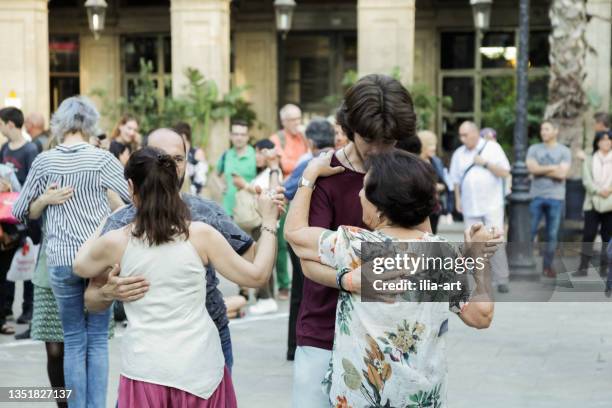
[0,0,49,121]
[80,34,121,131]
[234,29,278,139]
[357,0,415,83]
[170,0,230,162]
[585,0,611,145]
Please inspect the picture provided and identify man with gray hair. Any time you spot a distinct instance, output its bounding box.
[270,104,308,299]
[450,120,511,293]
[24,112,50,153]
[271,104,309,177]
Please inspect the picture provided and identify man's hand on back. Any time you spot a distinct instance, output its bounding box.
[102,264,150,302]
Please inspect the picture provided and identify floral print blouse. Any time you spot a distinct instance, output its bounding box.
[318,226,470,408]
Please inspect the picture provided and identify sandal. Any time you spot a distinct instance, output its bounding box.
[0,323,15,335]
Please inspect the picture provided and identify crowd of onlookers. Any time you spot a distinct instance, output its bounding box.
[0,74,610,407]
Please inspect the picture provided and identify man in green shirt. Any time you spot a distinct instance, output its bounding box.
[217,120,257,216]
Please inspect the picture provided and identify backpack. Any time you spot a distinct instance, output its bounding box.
[233,189,262,232]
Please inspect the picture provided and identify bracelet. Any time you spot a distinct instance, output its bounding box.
[261,225,277,236]
[336,268,351,292]
[346,270,354,292]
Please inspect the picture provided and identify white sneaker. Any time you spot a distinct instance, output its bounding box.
[249,298,278,316]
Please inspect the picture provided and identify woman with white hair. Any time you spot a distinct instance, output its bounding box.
[13,96,130,408]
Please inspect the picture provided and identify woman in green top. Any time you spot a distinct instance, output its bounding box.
[576,131,612,277]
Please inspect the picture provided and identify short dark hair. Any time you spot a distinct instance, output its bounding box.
[594,112,610,128]
[0,107,24,129]
[396,135,422,155]
[593,130,612,153]
[365,149,437,228]
[337,74,417,144]
[305,118,335,150]
[173,122,192,145]
[124,147,191,246]
[254,139,275,150]
[230,119,249,130]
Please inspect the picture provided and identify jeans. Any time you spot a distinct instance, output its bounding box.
[219,324,233,373]
[529,197,564,269]
[292,346,331,408]
[49,265,110,408]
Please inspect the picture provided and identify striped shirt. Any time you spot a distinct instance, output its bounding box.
[13,142,130,266]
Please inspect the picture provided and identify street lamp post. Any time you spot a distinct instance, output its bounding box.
[274,0,296,39]
[507,0,537,277]
[84,0,108,40]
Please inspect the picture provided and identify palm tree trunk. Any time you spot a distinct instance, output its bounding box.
[545,0,589,178]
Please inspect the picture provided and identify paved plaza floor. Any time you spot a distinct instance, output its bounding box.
[0,223,611,407]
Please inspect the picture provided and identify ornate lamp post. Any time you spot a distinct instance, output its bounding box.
[507,0,537,277]
[84,0,108,40]
[274,0,296,39]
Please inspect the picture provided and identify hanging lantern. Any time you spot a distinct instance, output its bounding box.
[274,0,296,38]
[470,0,493,30]
[84,0,108,40]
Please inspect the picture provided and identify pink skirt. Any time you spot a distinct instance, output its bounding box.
[118,367,237,408]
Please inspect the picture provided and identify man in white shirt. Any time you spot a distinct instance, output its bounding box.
[450,121,511,293]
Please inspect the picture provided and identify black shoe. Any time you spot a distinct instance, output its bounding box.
[15,327,30,340]
[286,350,295,361]
[497,284,509,293]
[605,286,612,298]
[17,311,32,324]
[571,268,588,277]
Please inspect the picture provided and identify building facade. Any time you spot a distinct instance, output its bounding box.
[0,0,610,160]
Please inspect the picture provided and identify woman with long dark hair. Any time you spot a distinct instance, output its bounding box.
[575,131,612,277]
[74,147,279,406]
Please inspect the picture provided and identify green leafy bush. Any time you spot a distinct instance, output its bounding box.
[92,59,257,148]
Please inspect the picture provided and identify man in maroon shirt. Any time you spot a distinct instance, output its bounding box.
[291,74,418,407]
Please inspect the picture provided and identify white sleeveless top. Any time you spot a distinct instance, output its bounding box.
[119,234,225,399]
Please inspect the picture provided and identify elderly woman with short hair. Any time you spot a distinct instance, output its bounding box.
[13,96,130,408]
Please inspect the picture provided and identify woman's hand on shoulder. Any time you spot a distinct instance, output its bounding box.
[303,150,345,181]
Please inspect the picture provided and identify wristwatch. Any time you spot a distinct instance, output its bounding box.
[299,176,315,189]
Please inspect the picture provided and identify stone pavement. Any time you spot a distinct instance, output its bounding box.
[0,222,611,407]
